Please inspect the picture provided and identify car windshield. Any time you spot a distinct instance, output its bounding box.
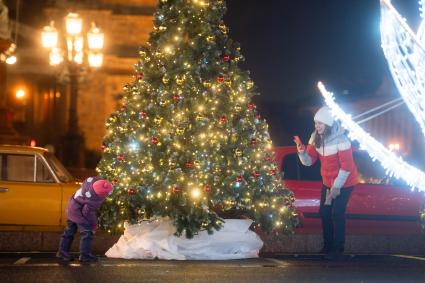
[44,152,74,183]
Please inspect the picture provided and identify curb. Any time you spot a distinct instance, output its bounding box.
[1,231,424,255]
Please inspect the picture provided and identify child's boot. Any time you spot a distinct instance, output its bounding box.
[79,229,96,262]
[79,253,98,262]
[56,250,75,261]
[57,228,75,261]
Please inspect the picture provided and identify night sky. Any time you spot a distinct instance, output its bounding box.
[224,0,422,105]
[223,0,423,143]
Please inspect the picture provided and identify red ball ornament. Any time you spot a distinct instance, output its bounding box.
[172,95,181,102]
[185,161,194,169]
[101,143,107,151]
[248,103,256,111]
[139,111,147,119]
[203,185,211,192]
[217,75,225,83]
[128,187,137,195]
[136,73,144,80]
[151,136,159,145]
[223,54,230,62]
[117,154,125,161]
[256,113,262,120]
[219,115,227,124]
[269,169,276,176]
[253,171,261,178]
[250,138,257,146]
[112,179,119,185]
[172,186,181,193]
[236,175,243,182]
[120,105,126,112]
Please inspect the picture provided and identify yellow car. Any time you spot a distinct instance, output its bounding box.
[0,145,80,231]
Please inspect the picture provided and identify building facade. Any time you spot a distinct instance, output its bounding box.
[5,0,156,166]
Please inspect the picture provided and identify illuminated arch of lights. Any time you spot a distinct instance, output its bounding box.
[317,82,425,191]
[380,0,425,138]
[313,1,425,191]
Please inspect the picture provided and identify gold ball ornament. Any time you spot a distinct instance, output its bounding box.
[219,23,227,34]
[246,81,254,89]
[176,127,185,135]
[154,117,163,124]
[176,77,184,85]
[203,82,212,88]
[231,133,238,142]
[235,148,242,157]
[162,75,170,84]
[194,160,201,168]
[207,35,215,42]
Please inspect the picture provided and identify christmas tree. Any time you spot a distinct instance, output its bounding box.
[97,0,297,238]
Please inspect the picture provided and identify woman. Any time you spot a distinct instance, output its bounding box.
[294,106,358,260]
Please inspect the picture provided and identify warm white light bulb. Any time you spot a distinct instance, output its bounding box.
[41,21,58,48]
[65,12,83,36]
[191,188,201,199]
[87,23,104,50]
[5,55,17,65]
[49,48,63,65]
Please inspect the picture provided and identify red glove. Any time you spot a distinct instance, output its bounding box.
[293,136,305,152]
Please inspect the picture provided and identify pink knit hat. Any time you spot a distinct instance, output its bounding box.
[92,179,113,197]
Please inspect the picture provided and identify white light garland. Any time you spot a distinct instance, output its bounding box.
[317,81,425,192]
[380,0,425,138]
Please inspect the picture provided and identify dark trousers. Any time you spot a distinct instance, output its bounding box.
[319,185,353,253]
[59,220,93,256]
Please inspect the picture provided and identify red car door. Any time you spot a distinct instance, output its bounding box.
[347,151,424,235]
[277,146,424,235]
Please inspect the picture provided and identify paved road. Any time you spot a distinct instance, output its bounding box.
[0,253,424,283]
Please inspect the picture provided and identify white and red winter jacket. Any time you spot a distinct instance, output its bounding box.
[298,124,358,189]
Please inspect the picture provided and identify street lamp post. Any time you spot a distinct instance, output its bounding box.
[41,13,104,168]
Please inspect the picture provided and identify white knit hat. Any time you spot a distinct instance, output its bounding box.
[314,106,334,126]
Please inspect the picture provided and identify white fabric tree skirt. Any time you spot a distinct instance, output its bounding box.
[105,218,263,260]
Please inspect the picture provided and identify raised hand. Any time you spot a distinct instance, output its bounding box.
[293,135,305,152]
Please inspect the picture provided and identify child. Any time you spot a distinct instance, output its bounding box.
[56,177,113,262]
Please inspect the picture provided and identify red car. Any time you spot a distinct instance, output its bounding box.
[274,146,425,235]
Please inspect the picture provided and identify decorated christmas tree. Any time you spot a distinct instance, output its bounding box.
[97,0,296,238]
